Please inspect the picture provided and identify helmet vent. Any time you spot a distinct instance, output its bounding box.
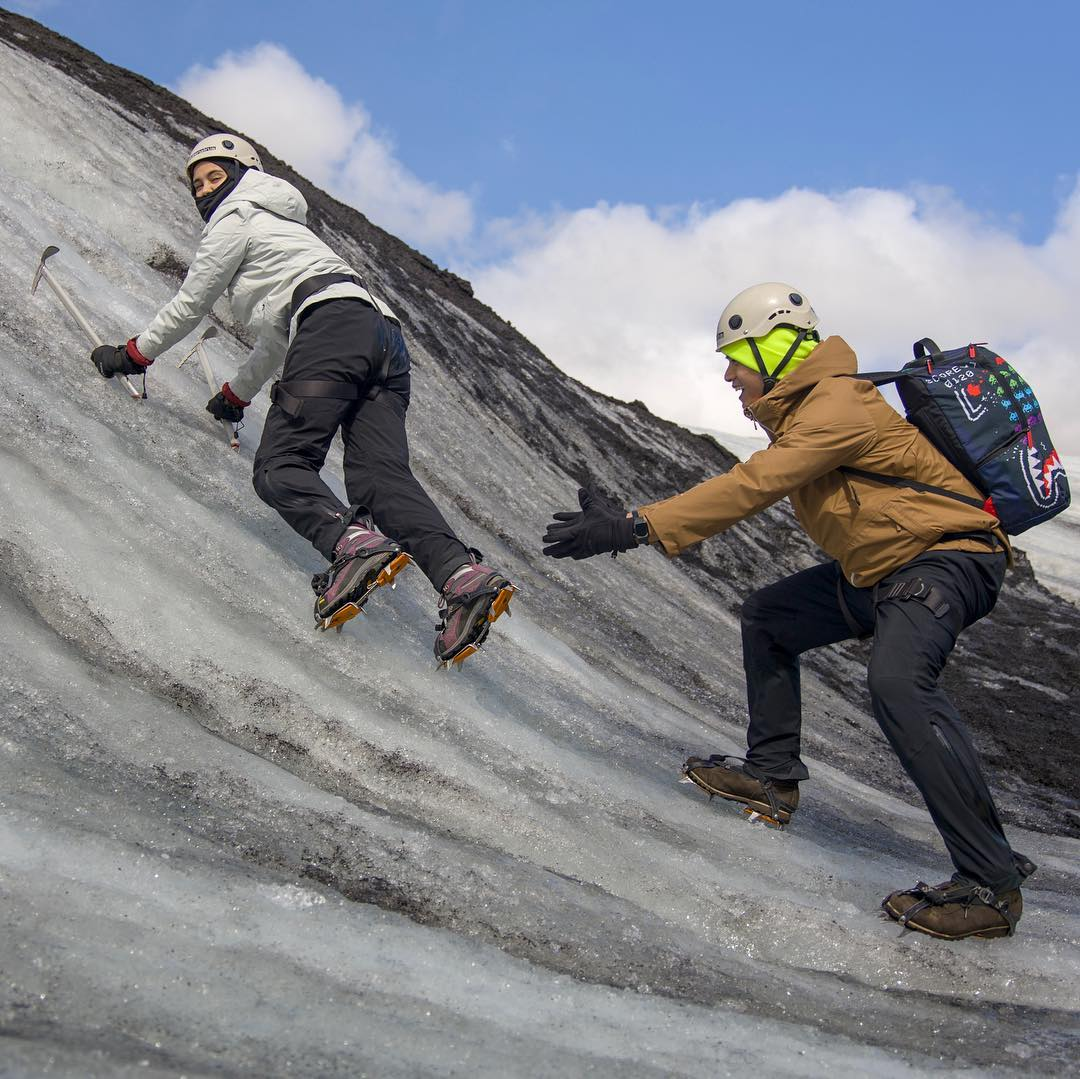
[789,293,803,305]
[728,315,743,330]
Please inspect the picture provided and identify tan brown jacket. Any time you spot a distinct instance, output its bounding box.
[640,336,1010,587]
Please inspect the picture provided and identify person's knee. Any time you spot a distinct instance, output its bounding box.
[251,461,272,504]
[740,589,765,627]
[740,587,781,637]
[252,454,293,505]
[867,654,928,723]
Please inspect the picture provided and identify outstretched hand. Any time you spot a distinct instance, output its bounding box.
[542,485,638,560]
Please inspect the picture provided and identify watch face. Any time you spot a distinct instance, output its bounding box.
[632,514,650,540]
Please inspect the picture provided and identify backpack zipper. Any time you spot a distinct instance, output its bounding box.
[974,427,1027,468]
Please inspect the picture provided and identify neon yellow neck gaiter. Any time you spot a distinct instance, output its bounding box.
[721,325,819,381]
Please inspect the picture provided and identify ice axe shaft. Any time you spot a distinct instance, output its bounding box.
[31,246,142,400]
[180,327,239,450]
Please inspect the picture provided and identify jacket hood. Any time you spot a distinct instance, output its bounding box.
[205,170,308,230]
[750,336,856,430]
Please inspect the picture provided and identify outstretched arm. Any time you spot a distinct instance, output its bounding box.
[135,217,248,360]
[641,396,876,554]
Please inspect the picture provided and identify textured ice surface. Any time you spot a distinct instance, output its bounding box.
[0,25,1078,1078]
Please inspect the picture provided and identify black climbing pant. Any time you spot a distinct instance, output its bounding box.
[252,299,469,590]
[740,550,1021,892]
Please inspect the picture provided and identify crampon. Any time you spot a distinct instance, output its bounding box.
[679,753,799,829]
[434,561,517,670]
[312,550,412,632]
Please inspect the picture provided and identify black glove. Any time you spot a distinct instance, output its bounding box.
[91,338,150,379]
[542,485,638,560]
[206,382,248,423]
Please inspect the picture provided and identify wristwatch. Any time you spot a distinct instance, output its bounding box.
[629,510,650,545]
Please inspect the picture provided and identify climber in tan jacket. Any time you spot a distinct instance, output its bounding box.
[643,330,1009,587]
[543,283,1032,942]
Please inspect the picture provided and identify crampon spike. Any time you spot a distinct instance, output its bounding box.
[376,553,411,588]
[317,601,363,632]
[488,585,516,623]
[450,643,480,667]
[742,807,785,830]
[435,643,480,670]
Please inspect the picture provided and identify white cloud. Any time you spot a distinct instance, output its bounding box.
[175,43,473,250]
[469,183,1080,456]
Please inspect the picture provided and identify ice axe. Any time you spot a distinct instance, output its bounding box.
[179,325,240,451]
[31,245,143,400]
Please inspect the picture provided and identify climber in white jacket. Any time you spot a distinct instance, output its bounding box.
[90,133,515,667]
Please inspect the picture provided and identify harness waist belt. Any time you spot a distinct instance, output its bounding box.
[285,273,394,405]
[277,380,361,399]
[939,529,1002,550]
[289,273,365,323]
[270,379,361,418]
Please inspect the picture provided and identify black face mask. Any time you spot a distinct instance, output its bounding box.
[192,159,246,223]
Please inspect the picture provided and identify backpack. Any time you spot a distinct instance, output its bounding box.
[845,338,1070,535]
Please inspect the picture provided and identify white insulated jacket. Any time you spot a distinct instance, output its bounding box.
[135,170,397,403]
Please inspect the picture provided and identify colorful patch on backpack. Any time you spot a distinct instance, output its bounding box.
[988,358,1042,434]
[1020,436,1067,507]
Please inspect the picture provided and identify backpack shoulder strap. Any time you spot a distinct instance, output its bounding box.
[845,337,943,387]
[838,466,986,510]
[845,370,905,387]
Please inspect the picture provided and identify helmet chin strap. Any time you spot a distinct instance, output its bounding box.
[747,328,812,393]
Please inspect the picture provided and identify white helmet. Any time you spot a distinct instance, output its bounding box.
[185,133,262,178]
[715,282,818,352]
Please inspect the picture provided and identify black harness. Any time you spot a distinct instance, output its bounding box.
[836,572,955,641]
[270,273,393,416]
[289,272,367,323]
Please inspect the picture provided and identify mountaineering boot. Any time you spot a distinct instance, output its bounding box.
[881,877,1023,939]
[681,754,800,828]
[434,553,516,668]
[312,518,411,632]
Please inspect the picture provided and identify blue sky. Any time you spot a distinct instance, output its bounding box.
[13,0,1080,450]
[18,0,1080,242]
